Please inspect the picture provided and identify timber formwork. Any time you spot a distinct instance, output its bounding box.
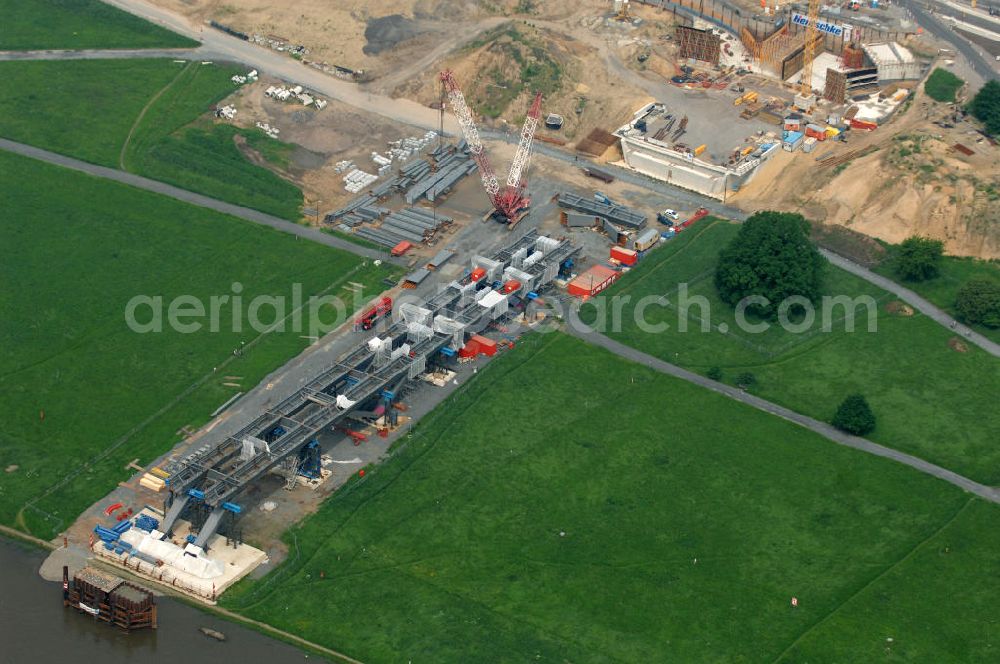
[740,25,824,80]
[676,25,720,65]
[160,232,579,546]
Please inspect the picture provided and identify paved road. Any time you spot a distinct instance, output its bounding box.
[820,248,1000,358]
[102,0,461,135]
[930,0,1000,36]
[901,0,1000,82]
[0,137,389,261]
[565,324,1000,503]
[0,48,199,61]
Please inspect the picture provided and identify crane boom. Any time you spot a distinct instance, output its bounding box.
[439,69,500,200]
[799,0,821,98]
[439,69,541,222]
[506,92,543,189]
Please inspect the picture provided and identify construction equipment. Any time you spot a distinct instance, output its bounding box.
[354,296,392,331]
[800,0,822,99]
[612,0,631,21]
[439,70,543,223]
[733,91,759,106]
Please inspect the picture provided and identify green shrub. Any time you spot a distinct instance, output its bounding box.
[924,68,964,103]
[956,279,1000,328]
[832,394,876,436]
[894,236,943,282]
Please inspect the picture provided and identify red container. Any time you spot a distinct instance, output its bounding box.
[568,265,619,298]
[503,280,522,294]
[470,267,487,282]
[458,339,480,358]
[850,119,877,131]
[805,126,827,141]
[391,240,413,257]
[610,246,638,266]
[470,335,497,357]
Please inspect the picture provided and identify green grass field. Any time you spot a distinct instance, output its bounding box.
[222,332,999,662]
[0,0,197,51]
[578,220,1000,484]
[0,150,399,538]
[874,248,1000,344]
[0,59,303,219]
[924,68,965,103]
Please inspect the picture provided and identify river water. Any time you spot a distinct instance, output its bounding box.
[0,537,311,663]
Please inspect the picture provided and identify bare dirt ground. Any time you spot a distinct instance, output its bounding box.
[156,0,998,257]
[223,77,434,211]
[732,80,1000,259]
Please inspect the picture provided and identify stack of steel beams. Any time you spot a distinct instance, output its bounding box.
[556,192,647,229]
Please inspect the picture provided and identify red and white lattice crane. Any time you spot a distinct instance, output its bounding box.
[439,69,542,222]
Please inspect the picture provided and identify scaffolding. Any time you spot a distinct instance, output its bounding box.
[676,25,720,65]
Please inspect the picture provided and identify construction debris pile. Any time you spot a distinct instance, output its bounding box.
[255,121,279,138]
[215,104,237,120]
[250,33,308,58]
[265,84,328,110]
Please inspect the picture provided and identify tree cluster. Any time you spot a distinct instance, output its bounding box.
[969,80,1000,136]
[715,212,824,319]
[956,279,1000,329]
[893,236,943,282]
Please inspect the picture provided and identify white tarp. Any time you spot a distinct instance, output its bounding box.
[336,394,357,410]
[119,529,224,579]
[478,290,507,309]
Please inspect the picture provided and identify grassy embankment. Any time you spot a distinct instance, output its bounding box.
[0,150,400,538]
[0,0,197,50]
[873,245,1000,345]
[0,59,303,219]
[579,219,1000,484]
[223,331,1000,663]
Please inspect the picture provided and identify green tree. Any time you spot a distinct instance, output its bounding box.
[706,366,723,381]
[955,279,1000,328]
[714,211,824,319]
[736,372,757,389]
[969,80,1000,136]
[893,236,943,282]
[832,394,876,436]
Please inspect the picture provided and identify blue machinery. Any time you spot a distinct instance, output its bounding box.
[159,231,579,548]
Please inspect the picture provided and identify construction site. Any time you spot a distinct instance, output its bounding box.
[43,0,999,608]
[190,0,996,255]
[70,59,709,601]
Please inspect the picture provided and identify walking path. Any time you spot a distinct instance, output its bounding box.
[820,248,1000,358]
[0,137,387,261]
[0,47,198,61]
[565,324,1000,504]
